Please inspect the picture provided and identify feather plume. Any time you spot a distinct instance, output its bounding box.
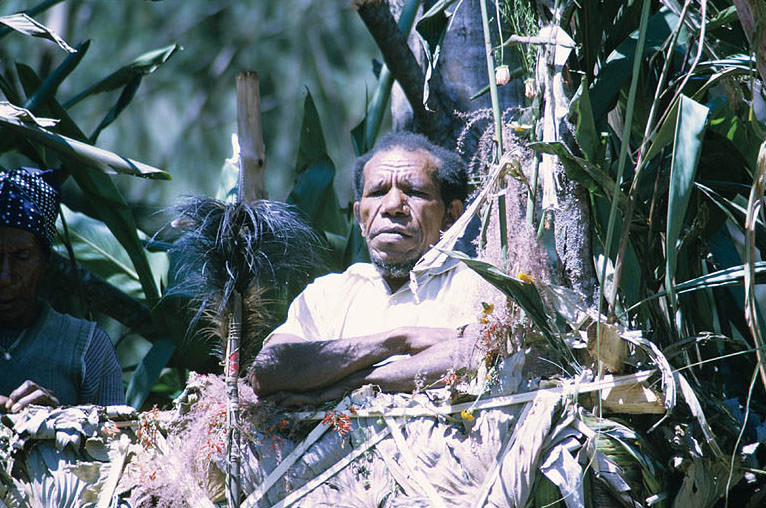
[169,197,325,366]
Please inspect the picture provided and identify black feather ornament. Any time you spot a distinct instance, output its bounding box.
[169,197,326,367]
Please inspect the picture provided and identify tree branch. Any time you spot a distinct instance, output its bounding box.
[356,1,454,143]
[733,0,766,85]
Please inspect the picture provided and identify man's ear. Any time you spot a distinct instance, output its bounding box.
[443,199,464,229]
[353,201,365,237]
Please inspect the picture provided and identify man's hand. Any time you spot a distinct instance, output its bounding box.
[2,380,60,412]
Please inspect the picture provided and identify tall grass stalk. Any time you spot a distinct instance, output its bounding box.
[479,0,504,158]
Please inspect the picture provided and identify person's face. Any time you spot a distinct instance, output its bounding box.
[353,147,463,268]
[0,227,46,328]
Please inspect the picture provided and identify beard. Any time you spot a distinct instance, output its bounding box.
[370,252,421,280]
[370,254,422,279]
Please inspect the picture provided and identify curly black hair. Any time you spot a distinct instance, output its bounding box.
[352,132,468,205]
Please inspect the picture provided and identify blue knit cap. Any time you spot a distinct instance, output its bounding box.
[0,167,60,249]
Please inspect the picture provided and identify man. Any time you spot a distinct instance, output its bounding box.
[0,167,124,412]
[250,133,484,406]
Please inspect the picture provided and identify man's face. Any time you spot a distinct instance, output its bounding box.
[354,147,461,271]
[0,227,46,328]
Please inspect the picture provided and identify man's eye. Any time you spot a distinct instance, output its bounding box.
[14,251,32,261]
[366,189,386,197]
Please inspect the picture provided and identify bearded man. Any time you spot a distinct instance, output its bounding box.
[0,167,124,412]
[250,133,484,406]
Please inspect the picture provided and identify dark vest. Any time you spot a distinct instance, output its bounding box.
[0,305,94,405]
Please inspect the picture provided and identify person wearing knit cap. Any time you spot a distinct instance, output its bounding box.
[0,167,124,412]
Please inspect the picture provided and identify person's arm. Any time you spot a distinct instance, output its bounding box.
[81,327,125,406]
[249,326,459,396]
[267,335,480,407]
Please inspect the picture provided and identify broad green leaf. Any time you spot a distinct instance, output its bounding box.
[0,105,170,179]
[125,339,175,409]
[665,95,709,311]
[415,0,449,108]
[54,205,168,302]
[64,44,180,108]
[696,183,766,253]
[288,91,347,238]
[0,13,75,52]
[294,90,328,174]
[288,154,347,237]
[589,7,678,123]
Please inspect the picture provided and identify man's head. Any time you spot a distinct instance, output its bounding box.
[352,133,468,283]
[0,168,59,328]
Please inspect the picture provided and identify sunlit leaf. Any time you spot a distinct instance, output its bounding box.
[0,13,75,52]
[665,95,709,311]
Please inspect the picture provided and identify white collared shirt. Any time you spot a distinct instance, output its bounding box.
[270,256,484,341]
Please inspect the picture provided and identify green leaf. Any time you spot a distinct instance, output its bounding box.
[665,95,709,311]
[570,76,599,162]
[23,40,90,113]
[64,44,180,108]
[0,103,170,179]
[288,91,348,239]
[415,0,449,108]
[125,339,175,409]
[89,74,142,143]
[55,205,168,302]
[294,90,328,174]
[589,7,678,124]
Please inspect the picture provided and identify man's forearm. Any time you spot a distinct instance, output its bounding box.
[363,337,479,392]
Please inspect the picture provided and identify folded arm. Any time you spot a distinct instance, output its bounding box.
[249,326,460,397]
[265,333,481,407]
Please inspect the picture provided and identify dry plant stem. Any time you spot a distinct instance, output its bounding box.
[743,142,766,391]
[356,1,453,142]
[479,0,504,157]
[500,35,576,48]
[226,292,243,508]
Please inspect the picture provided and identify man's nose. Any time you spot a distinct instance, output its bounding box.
[380,188,408,216]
